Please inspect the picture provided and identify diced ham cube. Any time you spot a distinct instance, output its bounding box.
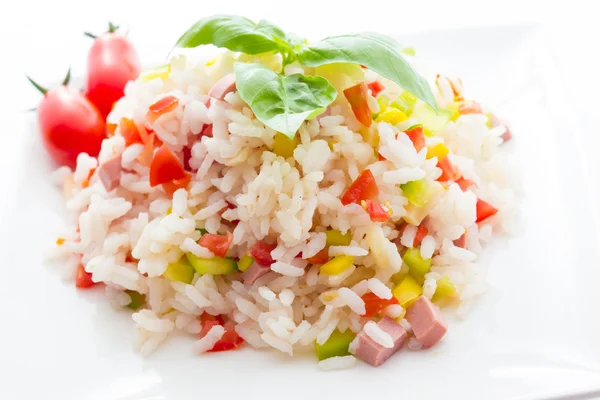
[405,296,448,348]
[453,233,467,249]
[242,262,270,285]
[97,155,122,192]
[354,317,407,367]
[208,74,236,101]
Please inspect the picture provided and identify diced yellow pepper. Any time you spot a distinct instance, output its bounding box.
[392,275,423,307]
[140,64,171,82]
[375,108,408,125]
[166,207,172,215]
[423,127,434,137]
[360,126,379,149]
[272,132,297,158]
[426,143,450,160]
[432,275,456,303]
[320,255,354,276]
[238,254,254,272]
[375,96,390,117]
[325,230,352,246]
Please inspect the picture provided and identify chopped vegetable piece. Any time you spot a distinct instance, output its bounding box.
[325,230,352,246]
[119,118,142,146]
[341,169,379,206]
[390,271,407,285]
[272,132,298,158]
[140,64,171,82]
[431,276,456,303]
[343,82,372,127]
[411,104,451,132]
[403,248,431,279]
[147,95,179,124]
[186,254,238,275]
[210,320,244,352]
[106,123,117,136]
[367,81,385,97]
[249,241,277,266]
[75,263,95,288]
[375,108,408,125]
[161,172,192,197]
[455,176,475,191]
[164,257,195,283]
[404,125,425,152]
[360,126,379,149]
[238,254,254,272]
[149,144,188,187]
[414,224,428,247]
[125,290,146,310]
[365,200,390,222]
[401,179,433,207]
[199,231,233,258]
[314,329,356,360]
[392,275,423,307]
[436,156,455,182]
[341,266,376,287]
[403,203,428,226]
[426,143,450,160]
[320,255,354,275]
[376,95,389,114]
[307,248,329,264]
[361,292,399,318]
[391,91,418,116]
[476,199,498,223]
[458,101,483,115]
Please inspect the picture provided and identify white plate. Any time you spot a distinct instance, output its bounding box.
[2,25,600,400]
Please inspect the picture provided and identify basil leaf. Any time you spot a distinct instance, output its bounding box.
[174,15,288,55]
[296,32,437,109]
[234,63,337,138]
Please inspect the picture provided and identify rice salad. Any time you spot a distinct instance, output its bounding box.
[49,15,517,369]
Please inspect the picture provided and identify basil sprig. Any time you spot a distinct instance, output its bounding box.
[175,15,436,138]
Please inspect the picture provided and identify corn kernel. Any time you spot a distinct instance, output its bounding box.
[320,255,354,276]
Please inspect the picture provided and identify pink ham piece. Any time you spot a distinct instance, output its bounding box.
[406,296,448,348]
[208,74,236,101]
[97,155,122,192]
[490,114,512,142]
[453,233,467,249]
[353,317,408,367]
[242,262,270,285]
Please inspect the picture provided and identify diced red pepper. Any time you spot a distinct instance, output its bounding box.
[458,101,483,115]
[366,200,390,222]
[361,292,398,318]
[341,169,379,206]
[344,82,372,127]
[200,124,213,137]
[455,176,475,191]
[414,224,429,247]
[149,144,188,187]
[199,316,244,352]
[367,81,385,97]
[147,95,179,124]
[307,248,329,264]
[106,122,118,137]
[75,263,95,289]
[476,199,498,223]
[161,172,192,197]
[199,231,233,258]
[404,125,425,152]
[81,167,96,188]
[120,118,143,146]
[249,241,277,266]
[436,156,455,182]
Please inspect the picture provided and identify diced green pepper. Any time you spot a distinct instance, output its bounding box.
[125,290,146,310]
[401,179,433,207]
[186,254,238,275]
[391,91,418,115]
[238,254,254,272]
[325,230,352,246]
[403,248,431,279]
[315,329,356,361]
[411,104,451,132]
[196,228,208,235]
[432,275,456,303]
[163,257,195,284]
[392,275,423,307]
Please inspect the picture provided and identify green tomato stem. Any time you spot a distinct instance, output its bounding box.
[62,68,71,86]
[26,75,47,95]
[83,32,97,39]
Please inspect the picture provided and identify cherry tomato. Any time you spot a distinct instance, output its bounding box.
[28,71,106,168]
[199,232,233,258]
[249,241,277,266]
[85,23,141,118]
[161,173,192,197]
[149,144,188,187]
[361,292,398,318]
[341,169,379,206]
[365,200,390,222]
[75,263,95,289]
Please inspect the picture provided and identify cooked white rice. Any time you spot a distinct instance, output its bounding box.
[48,48,517,367]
